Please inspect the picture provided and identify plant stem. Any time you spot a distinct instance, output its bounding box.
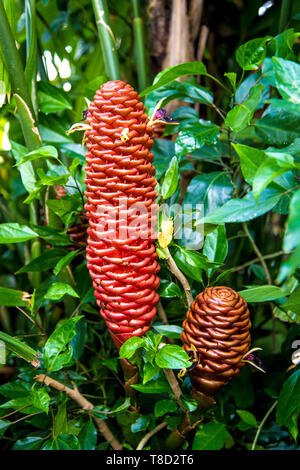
[35,374,123,450]
[132,0,149,91]
[136,422,168,450]
[251,400,278,450]
[165,247,193,307]
[163,368,185,411]
[0,0,35,117]
[230,250,287,274]
[91,0,121,81]
[242,223,272,285]
[279,0,292,32]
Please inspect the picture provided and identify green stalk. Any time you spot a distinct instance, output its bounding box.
[0,0,35,117]
[25,0,38,117]
[132,0,149,91]
[279,0,293,32]
[91,0,121,81]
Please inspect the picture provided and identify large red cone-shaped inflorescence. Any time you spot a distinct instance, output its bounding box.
[181,286,251,396]
[84,81,160,349]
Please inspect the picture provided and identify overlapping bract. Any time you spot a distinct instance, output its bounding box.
[84,80,160,349]
[181,286,251,396]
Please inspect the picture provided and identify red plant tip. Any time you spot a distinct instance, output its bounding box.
[84,80,160,349]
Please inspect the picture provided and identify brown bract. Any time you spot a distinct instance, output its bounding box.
[181,286,251,396]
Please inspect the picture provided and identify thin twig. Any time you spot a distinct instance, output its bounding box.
[136,422,168,450]
[251,400,278,450]
[165,247,193,307]
[163,369,185,412]
[34,374,123,450]
[157,300,169,325]
[242,223,272,285]
[230,251,288,273]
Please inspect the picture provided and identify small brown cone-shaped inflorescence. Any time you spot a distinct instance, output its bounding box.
[84,81,160,349]
[181,286,251,396]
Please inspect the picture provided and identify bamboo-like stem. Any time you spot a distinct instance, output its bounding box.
[251,400,278,450]
[35,374,123,450]
[91,0,121,81]
[136,422,168,450]
[279,0,292,32]
[25,0,38,116]
[132,0,149,91]
[0,0,35,117]
[165,247,193,307]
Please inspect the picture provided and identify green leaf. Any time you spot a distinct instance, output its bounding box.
[16,145,58,166]
[143,362,160,384]
[140,61,207,96]
[11,141,37,193]
[0,419,10,437]
[36,168,70,186]
[203,224,227,277]
[55,401,68,436]
[45,282,79,301]
[157,280,182,298]
[131,416,150,433]
[12,436,44,450]
[253,152,295,200]
[224,72,237,91]
[175,119,220,156]
[42,434,80,450]
[161,156,179,199]
[192,422,229,450]
[155,344,191,369]
[131,376,170,394]
[181,396,198,412]
[38,81,72,113]
[283,188,300,251]
[233,143,265,184]
[154,400,177,417]
[255,109,300,146]
[0,331,39,365]
[46,198,81,223]
[202,189,282,224]
[0,286,31,307]
[16,248,67,274]
[152,324,183,339]
[276,370,300,440]
[119,336,145,360]
[239,285,286,302]
[225,83,265,132]
[43,316,83,372]
[237,410,257,427]
[277,245,300,283]
[53,250,80,276]
[281,286,300,316]
[263,57,300,103]
[78,421,97,450]
[236,36,271,71]
[0,223,38,243]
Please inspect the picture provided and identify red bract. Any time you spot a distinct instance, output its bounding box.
[84,80,160,349]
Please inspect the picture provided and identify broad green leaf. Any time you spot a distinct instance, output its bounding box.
[119,336,145,360]
[30,225,71,246]
[55,402,68,436]
[263,57,300,103]
[277,244,300,283]
[276,370,300,440]
[203,224,227,277]
[253,152,295,200]
[42,434,80,450]
[161,156,179,199]
[184,172,233,216]
[46,198,81,223]
[16,145,58,166]
[152,324,183,339]
[192,422,229,450]
[131,376,170,394]
[53,250,80,276]
[0,420,10,437]
[11,141,36,193]
[0,286,31,307]
[224,72,237,91]
[154,400,177,417]
[78,421,97,450]
[0,223,38,243]
[225,83,265,132]
[172,247,206,282]
[175,81,213,105]
[239,285,286,302]
[233,143,265,184]
[45,282,79,301]
[36,168,69,186]
[236,36,271,70]
[12,436,44,450]
[38,81,72,113]
[175,119,220,156]
[143,362,160,384]
[282,286,300,316]
[202,189,282,224]
[268,29,300,59]
[236,410,257,427]
[181,396,198,412]
[140,61,207,96]
[16,248,67,274]
[43,316,83,372]
[152,139,175,179]
[255,109,300,146]
[157,280,182,298]
[131,416,150,433]
[155,344,191,369]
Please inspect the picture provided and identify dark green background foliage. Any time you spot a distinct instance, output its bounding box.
[0,0,299,451]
